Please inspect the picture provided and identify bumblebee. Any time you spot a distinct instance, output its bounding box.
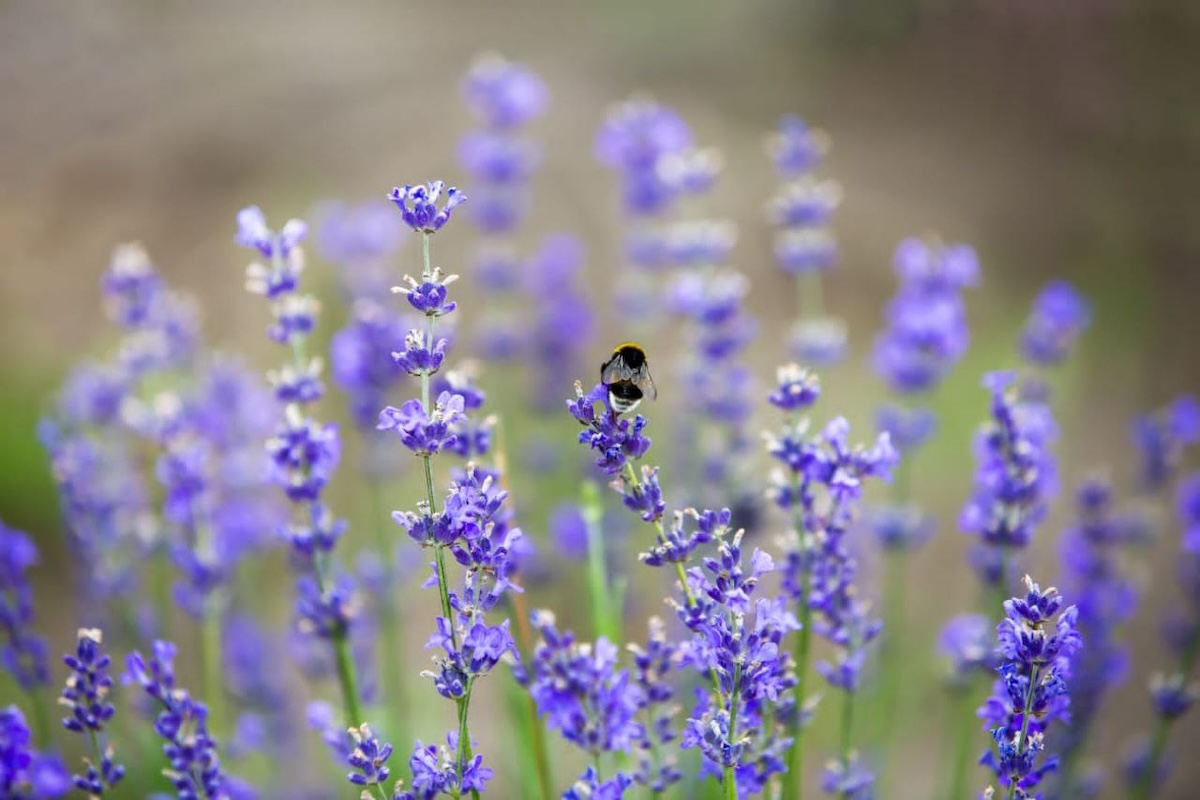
[600,342,658,415]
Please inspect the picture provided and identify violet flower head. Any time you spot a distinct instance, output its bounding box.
[1179,473,1200,554]
[0,522,49,692]
[102,242,164,328]
[873,237,978,395]
[960,372,1058,585]
[378,392,466,457]
[568,382,653,477]
[1131,395,1200,494]
[235,205,308,261]
[766,114,829,178]
[394,733,495,800]
[1020,280,1092,367]
[595,97,693,216]
[461,53,548,129]
[330,300,409,430]
[525,235,596,409]
[980,576,1081,799]
[388,182,467,234]
[1,706,70,799]
[124,640,234,799]
[59,629,125,796]
[515,611,644,754]
[346,724,393,790]
[768,364,821,413]
[563,767,634,800]
[314,199,405,268]
[938,614,992,687]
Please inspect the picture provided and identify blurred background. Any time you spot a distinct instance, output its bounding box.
[2,1,1199,798]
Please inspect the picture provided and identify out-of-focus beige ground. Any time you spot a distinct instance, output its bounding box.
[2,2,1199,798]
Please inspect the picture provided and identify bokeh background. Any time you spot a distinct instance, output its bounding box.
[2,1,1199,798]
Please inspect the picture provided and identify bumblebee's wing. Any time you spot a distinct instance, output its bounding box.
[636,365,658,400]
[600,352,638,384]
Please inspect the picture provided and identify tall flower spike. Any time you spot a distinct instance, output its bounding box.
[238,205,367,734]
[388,182,467,234]
[124,640,236,798]
[59,629,124,796]
[979,576,1081,800]
[0,521,50,693]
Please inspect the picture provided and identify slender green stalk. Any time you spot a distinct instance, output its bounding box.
[1131,627,1200,800]
[782,469,811,800]
[839,688,856,794]
[582,480,619,643]
[725,664,743,800]
[200,605,227,734]
[369,476,407,740]
[1005,665,1041,800]
[944,686,978,800]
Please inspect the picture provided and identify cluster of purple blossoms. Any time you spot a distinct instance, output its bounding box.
[124,640,244,799]
[1,522,50,694]
[314,199,406,300]
[1019,280,1092,369]
[1050,477,1143,795]
[1124,467,1200,796]
[236,205,369,730]
[595,96,694,320]
[514,611,681,794]
[376,182,518,797]
[40,243,207,625]
[1130,395,1200,495]
[523,235,596,413]
[1,705,69,799]
[979,576,1082,800]
[764,365,895,798]
[765,115,845,365]
[59,629,124,795]
[873,237,978,396]
[458,55,548,362]
[568,377,805,797]
[960,372,1059,590]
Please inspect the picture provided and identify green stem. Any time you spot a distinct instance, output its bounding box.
[200,605,227,735]
[944,686,979,800]
[799,270,825,321]
[874,550,906,785]
[783,468,811,800]
[839,688,856,795]
[456,679,480,800]
[1131,627,1200,800]
[1006,665,1041,800]
[582,480,618,643]
[332,627,365,727]
[725,664,743,800]
[23,685,51,749]
[369,477,407,739]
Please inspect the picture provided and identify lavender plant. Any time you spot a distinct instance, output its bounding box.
[765,115,845,365]
[10,66,1200,800]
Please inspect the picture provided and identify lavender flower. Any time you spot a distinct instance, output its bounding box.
[1052,478,1141,795]
[765,365,894,799]
[1019,281,1091,367]
[0,706,70,799]
[332,300,410,431]
[314,199,405,299]
[0,522,49,692]
[960,372,1058,589]
[124,640,236,798]
[1130,395,1200,494]
[563,767,633,800]
[765,115,844,367]
[979,576,1081,800]
[524,235,596,410]
[388,183,467,235]
[938,614,992,687]
[59,629,124,795]
[394,733,494,800]
[461,53,548,129]
[237,206,367,730]
[347,724,394,791]
[1176,472,1200,554]
[595,97,692,217]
